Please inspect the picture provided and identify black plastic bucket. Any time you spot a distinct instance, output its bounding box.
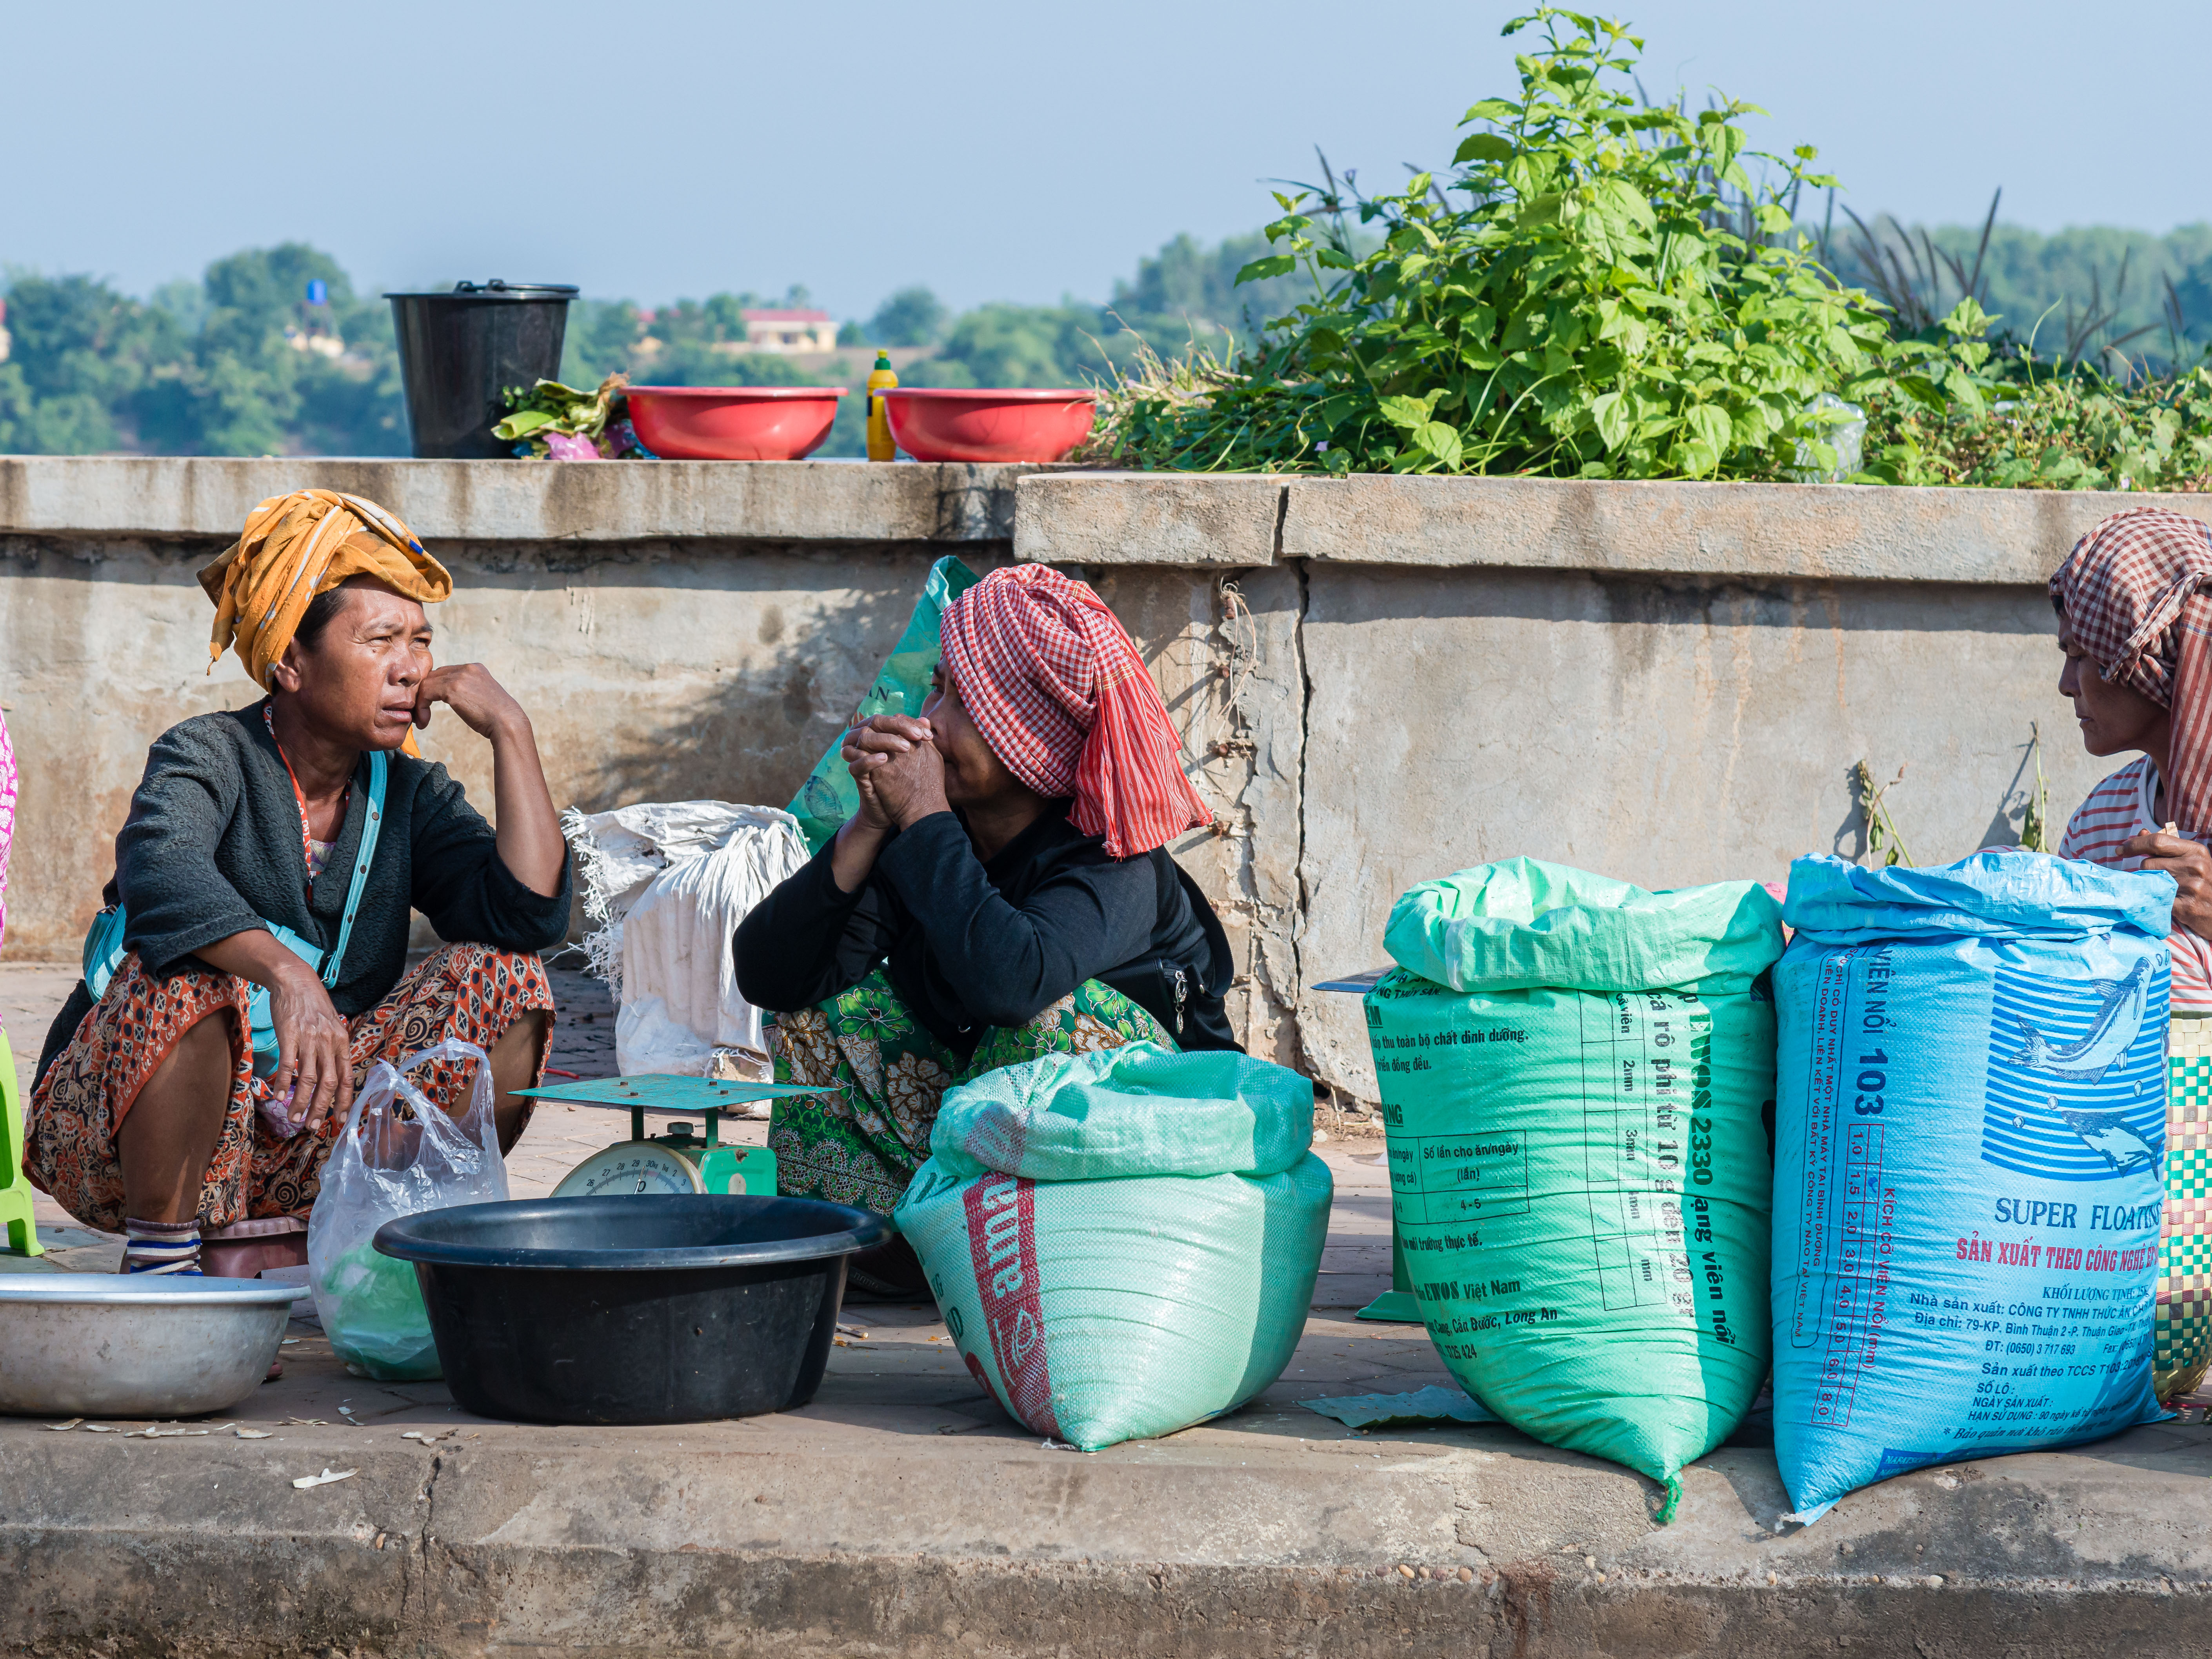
[373,1194,890,1424]
[385,281,578,459]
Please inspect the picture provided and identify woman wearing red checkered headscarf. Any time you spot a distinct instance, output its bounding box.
[2050,505,2212,998]
[2051,504,2212,1405]
[736,565,1234,1286]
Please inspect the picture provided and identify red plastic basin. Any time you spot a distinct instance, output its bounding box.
[879,388,1097,463]
[625,385,846,461]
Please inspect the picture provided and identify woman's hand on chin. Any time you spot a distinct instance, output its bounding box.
[845,714,949,829]
[2125,829,2212,941]
[413,663,528,740]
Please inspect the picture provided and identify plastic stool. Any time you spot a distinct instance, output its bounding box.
[0,1029,44,1256]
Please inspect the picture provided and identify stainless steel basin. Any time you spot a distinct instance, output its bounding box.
[0,1275,302,1418]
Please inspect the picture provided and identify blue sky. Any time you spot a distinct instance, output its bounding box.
[4,0,2204,319]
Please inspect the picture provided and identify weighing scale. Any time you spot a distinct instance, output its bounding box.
[514,1075,829,1199]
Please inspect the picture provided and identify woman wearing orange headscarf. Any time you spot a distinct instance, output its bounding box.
[736,564,1234,1295]
[27,490,571,1277]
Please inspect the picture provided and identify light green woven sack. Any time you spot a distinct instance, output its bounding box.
[895,1043,1331,1451]
[1365,858,1783,1519]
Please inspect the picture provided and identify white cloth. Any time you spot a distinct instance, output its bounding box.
[560,801,810,1076]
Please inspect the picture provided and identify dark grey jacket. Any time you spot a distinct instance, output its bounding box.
[38,704,570,1083]
[735,803,1237,1059]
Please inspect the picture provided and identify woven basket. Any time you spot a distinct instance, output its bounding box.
[2158,1014,2212,1403]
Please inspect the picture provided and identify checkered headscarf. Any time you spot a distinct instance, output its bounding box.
[2050,505,2212,833]
[939,565,1211,858]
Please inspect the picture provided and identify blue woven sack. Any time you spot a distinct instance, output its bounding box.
[1772,850,2172,1521]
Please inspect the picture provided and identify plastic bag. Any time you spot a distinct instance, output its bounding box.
[1364,858,1785,1522]
[895,1042,1331,1452]
[1772,851,2170,1522]
[306,1038,509,1381]
[785,554,980,853]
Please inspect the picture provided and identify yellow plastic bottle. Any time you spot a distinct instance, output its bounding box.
[865,349,898,462]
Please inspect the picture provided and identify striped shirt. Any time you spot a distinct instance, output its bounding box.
[2059,755,2212,1009]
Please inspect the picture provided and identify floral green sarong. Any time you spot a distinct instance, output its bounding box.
[768,969,1172,1212]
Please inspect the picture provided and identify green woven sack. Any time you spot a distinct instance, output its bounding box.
[1365,858,1784,1519]
[785,554,979,852]
[896,1043,1331,1451]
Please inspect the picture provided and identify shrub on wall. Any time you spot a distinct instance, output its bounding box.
[1094,8,2209,490]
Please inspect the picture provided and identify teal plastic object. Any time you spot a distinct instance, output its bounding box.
[322,1239,442,1381]
[785,555,980,852]
[895,1042,1331,1452]
[1367,859,1786,1521]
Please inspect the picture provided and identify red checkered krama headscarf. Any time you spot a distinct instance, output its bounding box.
[938,565,1211,858]
[2049,505,2212,834]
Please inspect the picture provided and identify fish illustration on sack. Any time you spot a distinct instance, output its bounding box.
[1981,956,2167,1181]
[2005,958,2150,1083]
[2051,1103,2161,1174]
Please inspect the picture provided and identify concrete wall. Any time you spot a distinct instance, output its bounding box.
[3,456,2190,1100]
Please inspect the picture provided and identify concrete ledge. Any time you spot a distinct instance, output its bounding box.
[5,1395,2208,1656]
[1011,470,2212,582]
[14,457,2201,581]
[1014,472,1286,568]
[1279,475,2196,583]
[0,457,1033,545]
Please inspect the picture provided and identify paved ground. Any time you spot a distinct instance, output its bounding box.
[5,963,2210,1656]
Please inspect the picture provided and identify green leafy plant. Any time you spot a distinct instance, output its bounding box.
[1867,354,2212,491]
[2018,723,2054,854]
[1097,9,1935,480]
[1854,760,1915,867]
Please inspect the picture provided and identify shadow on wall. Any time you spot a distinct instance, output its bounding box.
[419,542,1009,824]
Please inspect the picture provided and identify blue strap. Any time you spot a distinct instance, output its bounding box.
[319,748,387,989]
[83,749,390,1008]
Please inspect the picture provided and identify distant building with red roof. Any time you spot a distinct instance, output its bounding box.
[742,309,837,352]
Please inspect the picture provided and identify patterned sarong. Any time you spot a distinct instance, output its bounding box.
[27,943,553,1234]
[768,969,1171,1212]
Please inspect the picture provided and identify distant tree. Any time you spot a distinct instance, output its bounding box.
[559,300,645,387]
[1112,231,1314,337]
[638,342,820,387]
[0,274,184,451]
[2173,256,2212,352]
[900,302,1115,389]
[149,278,209,337]
[866,286,949,348]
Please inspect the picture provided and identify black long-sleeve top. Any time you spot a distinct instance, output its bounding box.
[734,803,1237,1059]
[38,704,572,1085]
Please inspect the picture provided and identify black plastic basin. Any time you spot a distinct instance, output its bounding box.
[373,1195,890,1425]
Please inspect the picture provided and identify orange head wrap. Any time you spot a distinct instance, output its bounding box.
[198,490,451,752]
[200,490,450,687]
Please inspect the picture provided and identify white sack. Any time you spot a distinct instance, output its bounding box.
[560,800,809,1078]
[618,810,810,1072]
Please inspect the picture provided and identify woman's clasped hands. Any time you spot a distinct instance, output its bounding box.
[842,714,949,830]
